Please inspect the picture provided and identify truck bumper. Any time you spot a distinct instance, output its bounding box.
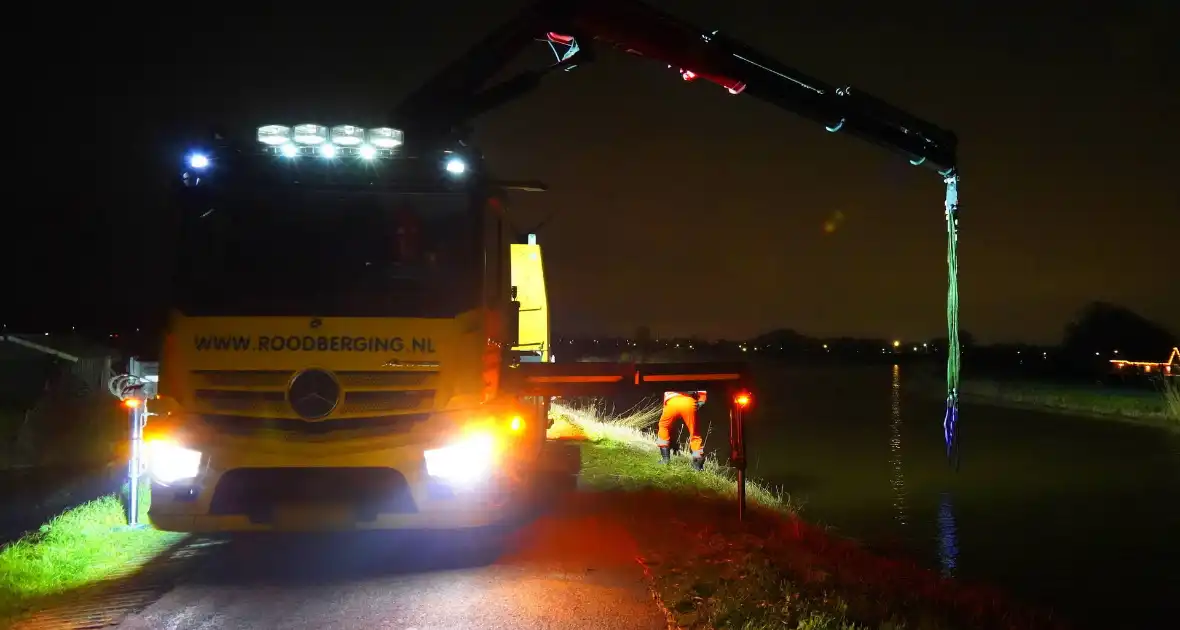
[150,504,512,533]
[147,432,538,534]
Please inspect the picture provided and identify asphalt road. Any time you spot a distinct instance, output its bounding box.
[112,442,667,630]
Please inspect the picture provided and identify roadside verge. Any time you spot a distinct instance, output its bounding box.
[907,376,1180,431]
[0,490,188,626]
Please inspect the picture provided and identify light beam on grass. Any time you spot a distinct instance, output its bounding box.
[551,400,797,514]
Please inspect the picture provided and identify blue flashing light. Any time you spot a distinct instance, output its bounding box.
[445,157,466,175]
[188,153,210,169]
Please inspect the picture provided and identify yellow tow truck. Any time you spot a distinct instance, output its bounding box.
[145,127,565,532]
[146,123,747,533]
[143,0,962,531]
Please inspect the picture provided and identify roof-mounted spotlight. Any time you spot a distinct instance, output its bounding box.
[292,123,328,145]
[368,127,404,149]
[257,125,291,146]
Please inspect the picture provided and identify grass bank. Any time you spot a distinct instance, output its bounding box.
[554,402,1065,630]
[1163,379,1180,425]
[0,487,184,624]
[912,376,1180,431]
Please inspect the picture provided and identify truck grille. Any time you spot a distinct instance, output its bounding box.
[339,390,436,414]
[193,389,436,415]
[192,370,436,389]
[209,467,417,522]
[194,389,287,414]
[189,370,439,417]
[192,370,291,388]
[200,413,429,435]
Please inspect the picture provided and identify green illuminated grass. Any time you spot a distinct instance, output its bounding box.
[556,401,794,513]
[952,378,1179,430]
[1164,379,1180,427]
[909,375,1180,431]
[556,403,1059,629]
[0,488,183,623]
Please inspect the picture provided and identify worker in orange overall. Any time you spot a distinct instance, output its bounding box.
[656,390,707,470]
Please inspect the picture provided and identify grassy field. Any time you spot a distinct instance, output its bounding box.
[554,402,1064,630]
[0,486,184,623]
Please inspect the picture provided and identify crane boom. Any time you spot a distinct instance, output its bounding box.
[393,0,964,469]
[393,0,957,174]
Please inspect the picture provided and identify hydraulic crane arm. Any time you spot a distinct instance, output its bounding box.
[396,0,965,469]
[393,0,957,174]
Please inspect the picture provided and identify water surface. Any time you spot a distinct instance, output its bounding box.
[690,365,1180,629]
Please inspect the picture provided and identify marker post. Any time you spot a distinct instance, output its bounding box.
[124,397,146,528]
[109,358,157,530]
[728,391,752,521]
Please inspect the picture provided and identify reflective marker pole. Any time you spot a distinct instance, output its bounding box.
[729,392,750,521]
[109,368,151,530]
[126,399,144,527]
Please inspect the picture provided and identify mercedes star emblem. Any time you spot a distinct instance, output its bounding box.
[288,369,340,420]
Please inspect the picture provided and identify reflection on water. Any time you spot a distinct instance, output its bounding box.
[937,491,959,578]
[889,365,908,526]
[742,366,1179,629]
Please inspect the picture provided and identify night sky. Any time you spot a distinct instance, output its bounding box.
[11,0,1178,344]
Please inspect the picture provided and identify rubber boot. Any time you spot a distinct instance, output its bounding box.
[658,446,671,465]
[691,455,704,471]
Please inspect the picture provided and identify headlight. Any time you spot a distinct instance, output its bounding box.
[424,432,496,485]
[145,439,202,485]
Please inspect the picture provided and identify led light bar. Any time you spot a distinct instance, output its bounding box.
[368,127,404,149]
[257,123,404,160]
[331,125,365,146]
[257,125,291,146]
[292,123,328,145]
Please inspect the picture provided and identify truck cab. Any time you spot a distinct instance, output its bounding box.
[146,124,548,532]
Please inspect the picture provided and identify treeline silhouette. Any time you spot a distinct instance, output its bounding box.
[561,301,1177,385]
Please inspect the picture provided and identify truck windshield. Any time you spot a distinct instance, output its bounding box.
[173,188,481,318]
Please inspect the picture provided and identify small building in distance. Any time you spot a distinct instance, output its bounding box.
[1110,347,1179,377]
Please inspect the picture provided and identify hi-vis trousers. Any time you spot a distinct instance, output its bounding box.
[656,394,703,458]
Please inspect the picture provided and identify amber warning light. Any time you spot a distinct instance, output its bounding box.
[734,392,752,408]
[123,398,142,409]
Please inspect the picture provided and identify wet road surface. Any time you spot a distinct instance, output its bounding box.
[111,440,666,630]
[114,517,664,629]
